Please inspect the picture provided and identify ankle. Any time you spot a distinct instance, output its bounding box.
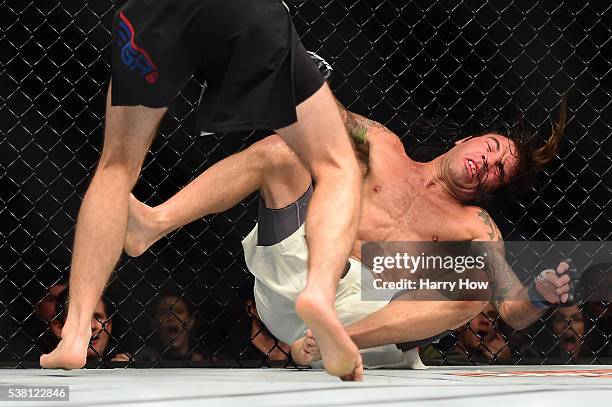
[151,206,171,238]
[62,316,92,338]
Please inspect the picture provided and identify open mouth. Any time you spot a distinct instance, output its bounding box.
[562,333,578,345]
[465,159,478,179]
[560,332,582,353]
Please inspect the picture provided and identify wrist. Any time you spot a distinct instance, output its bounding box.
[528,282,554,309]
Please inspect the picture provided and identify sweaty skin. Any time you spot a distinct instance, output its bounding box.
[124,103,571,367]
[291,106,570,361]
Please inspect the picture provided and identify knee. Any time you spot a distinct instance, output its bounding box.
[252,135,304,175]
[96,152,142,185]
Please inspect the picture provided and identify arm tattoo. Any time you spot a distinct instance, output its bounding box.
[478,243,522,305]
[345,112,368,145]
[477,209,497,240]
[474,210,518,306]
[334,99,385,146]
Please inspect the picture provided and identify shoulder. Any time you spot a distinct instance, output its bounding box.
[463,206,503,242]
[346,110,401,144]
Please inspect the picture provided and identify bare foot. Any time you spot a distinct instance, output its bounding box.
[295,291,363,381]
[40,330,90,369]
[291,330,321,366]
[124,194,160,257]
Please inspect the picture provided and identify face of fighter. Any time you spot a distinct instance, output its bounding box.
[156,295,193,352]
[442,133,518,201]
[89,299,112,359]
[552,306,584,357]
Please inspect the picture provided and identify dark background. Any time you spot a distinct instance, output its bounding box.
[1,0,610,366]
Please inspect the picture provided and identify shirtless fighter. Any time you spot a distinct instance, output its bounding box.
[124,96,572,368]
[41,0,364,379]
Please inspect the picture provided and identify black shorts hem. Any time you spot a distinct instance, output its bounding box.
[111,0,325,134]
[202,119,295,134]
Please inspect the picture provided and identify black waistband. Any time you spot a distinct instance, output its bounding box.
[257,185,313,246]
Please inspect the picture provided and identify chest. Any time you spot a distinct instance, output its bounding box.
[359,173,472,242]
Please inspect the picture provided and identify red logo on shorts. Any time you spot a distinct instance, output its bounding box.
[117,11,159,84]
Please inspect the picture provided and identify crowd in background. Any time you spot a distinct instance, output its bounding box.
[22,277,610,366]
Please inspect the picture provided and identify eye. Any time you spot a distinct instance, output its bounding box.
[486,142,492,152]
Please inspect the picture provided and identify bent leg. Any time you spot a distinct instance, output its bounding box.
[275,82,363,380]
[40,84,166,369]
[125,135,311,256]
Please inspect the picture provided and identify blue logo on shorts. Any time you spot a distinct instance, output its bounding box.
[117,11,159,84]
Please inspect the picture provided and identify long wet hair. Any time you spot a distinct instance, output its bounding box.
[396,99,567,205]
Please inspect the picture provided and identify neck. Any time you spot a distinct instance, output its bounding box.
[424,155,468,203]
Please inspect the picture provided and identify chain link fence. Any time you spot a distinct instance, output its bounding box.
[1,0,610,368]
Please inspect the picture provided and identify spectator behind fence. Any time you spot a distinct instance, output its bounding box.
[246,300,290,361]
[35,283,68,324]
[32,282,69,357]
[581,263,612,357]
[141,294,205,361]
[53,287,129,362]
[453,303,512,361]
[549,305,585,361]
[419,303,512,362]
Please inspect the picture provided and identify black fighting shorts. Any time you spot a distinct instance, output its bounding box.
[111,0,325,133]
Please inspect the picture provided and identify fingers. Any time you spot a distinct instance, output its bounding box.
[548,273,570,303]
[290,338,312,365]
[549,273,570,288]
[556,285,570,295]
[290,332,322,366]
[556,260,570,275]
[304,337,316,351]
[302,329,320,355]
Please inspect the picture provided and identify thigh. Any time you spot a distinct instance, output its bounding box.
[111,0,204,109]
[275,83,356,176]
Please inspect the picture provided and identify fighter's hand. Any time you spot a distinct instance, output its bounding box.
[290,330,321,366]
[535,260,571,304]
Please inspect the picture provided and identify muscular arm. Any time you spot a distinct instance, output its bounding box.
[472,208,546,329]
[343,211,557,350]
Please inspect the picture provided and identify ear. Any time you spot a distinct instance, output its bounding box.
[455,136,474,145]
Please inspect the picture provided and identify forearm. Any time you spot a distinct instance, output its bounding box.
[473,237,544,329]
[498,288,546,330]
[345,300,474,349]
